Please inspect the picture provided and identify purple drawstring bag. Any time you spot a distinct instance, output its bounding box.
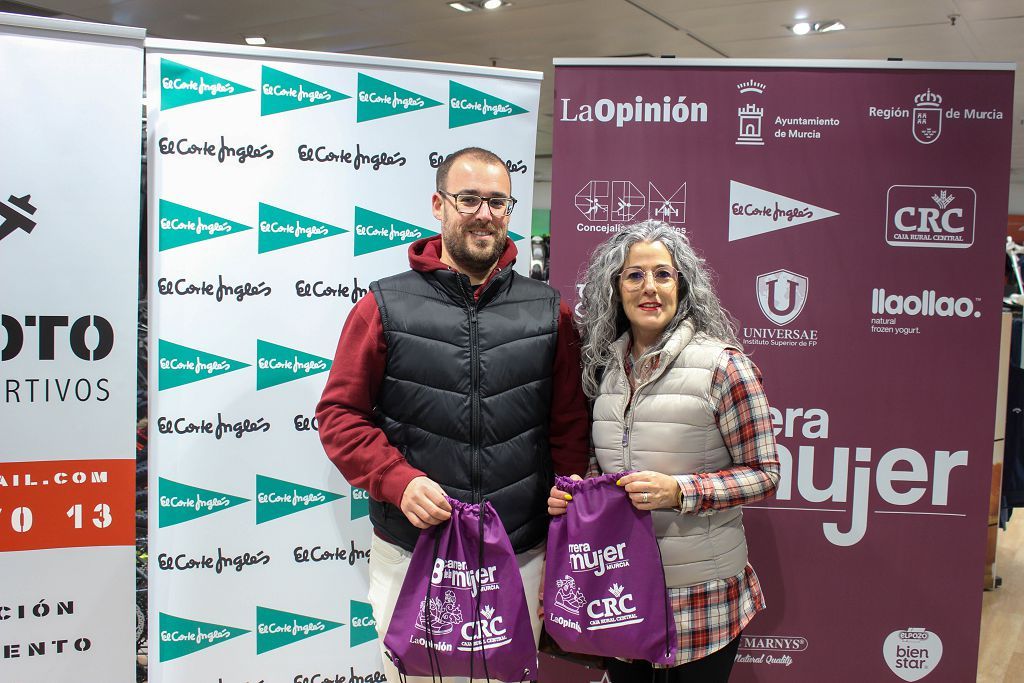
[544,472,676,664]
[383,498,539,682]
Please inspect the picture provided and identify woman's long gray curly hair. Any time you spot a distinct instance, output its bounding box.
[576,220,740,399]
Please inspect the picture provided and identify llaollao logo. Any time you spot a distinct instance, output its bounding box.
[255,474,344,524]
[159,612,249,662]
[883,627,943,681]
[256,606,343,654]
[160,58,253,110]
[261,65,350,116]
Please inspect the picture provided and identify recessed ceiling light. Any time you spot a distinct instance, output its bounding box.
[448,2,474,11]
[815,20,845,32]
[244,35,267,46]
[481,0,505,9]
[791,22,811,35]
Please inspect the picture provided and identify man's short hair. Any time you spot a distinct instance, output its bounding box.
[435,147,510,192]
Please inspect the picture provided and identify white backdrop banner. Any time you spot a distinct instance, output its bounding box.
[145,39,541,681]
[0,13,143,683]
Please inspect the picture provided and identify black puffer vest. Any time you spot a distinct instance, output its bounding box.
[369,266,559,553]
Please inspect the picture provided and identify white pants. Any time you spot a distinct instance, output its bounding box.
[367,534,545,683]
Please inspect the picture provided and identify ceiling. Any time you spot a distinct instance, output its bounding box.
[9,0,1024,182]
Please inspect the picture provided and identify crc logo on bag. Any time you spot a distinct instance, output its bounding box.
[586,583,642,630]
[885,185,975,249]
[457,605,511,651]
[883,627,943,681]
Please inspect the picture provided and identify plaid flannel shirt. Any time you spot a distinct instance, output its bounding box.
[597,347,780,666]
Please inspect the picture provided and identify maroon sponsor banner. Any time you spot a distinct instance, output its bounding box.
[547,60,1014,683]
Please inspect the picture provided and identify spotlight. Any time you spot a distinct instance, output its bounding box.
[244,35,267,45]
[791,22,811,35]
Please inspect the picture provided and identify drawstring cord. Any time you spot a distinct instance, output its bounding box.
[468,500,493,682]
[425,528,445,682]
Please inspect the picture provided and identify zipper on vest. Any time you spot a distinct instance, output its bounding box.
[465,277,482,505]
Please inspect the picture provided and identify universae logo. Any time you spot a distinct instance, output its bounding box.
[756,270,808,326]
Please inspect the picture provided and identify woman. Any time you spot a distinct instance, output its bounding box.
[549,220,780,682]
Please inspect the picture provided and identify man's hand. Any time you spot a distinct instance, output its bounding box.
[400,476,452,528]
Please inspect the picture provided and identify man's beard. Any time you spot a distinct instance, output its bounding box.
[441,222,507,275]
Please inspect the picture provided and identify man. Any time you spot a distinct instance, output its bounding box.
[316,147,589,682]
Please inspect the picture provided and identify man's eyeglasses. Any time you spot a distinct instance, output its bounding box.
[438,190,517,216]
[618,266,680,291]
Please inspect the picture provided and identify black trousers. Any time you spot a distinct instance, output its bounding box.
[604,635,742,683]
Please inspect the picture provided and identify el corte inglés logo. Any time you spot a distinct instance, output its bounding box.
[351,486,370,521]
[261,65,350,116]
[356,73,442,122]
[159,199,252,251]
[353,207,437,255]
[449,81,528,128]
[256,606,343,654]
[258,202,347,253]
[158,478,250,528]
[255,340,332,390]
[255,474,344,524]
[350,600,378,647]
[160,58,254,110]
[159,612,249,661]
[158,339,249,390]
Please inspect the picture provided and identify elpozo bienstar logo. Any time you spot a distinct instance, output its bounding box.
[883,627,943,682]
[449,81,527,128]
[729,181,838,241]
[261,65,350,116]
[574,180,686,234]
[353,207,437,255]
[159,612,249,662]
[743,270,819,349]
[159,199,252,251]
[885,185,975,249]
[357,73,442,122]
[160,58,253,110]
[158,478,249,528]
[258,203,347,253]
[256,606,343,654]
[0,193,37,244]
[256,340,331,390]
[255,474,344,524]
[350,600,378,647]
[158,340,249,390]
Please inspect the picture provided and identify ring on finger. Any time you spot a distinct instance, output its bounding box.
[641,491,649,504]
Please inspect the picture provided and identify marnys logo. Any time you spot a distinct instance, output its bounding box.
[159,612,249,662]
[357,73,442,122]
[885,185,975,249]
[256,606,343,654]
[160,58,253,110]
[256,340,332,390]
[728,181,838,241]
[350,600,378,648]
[255,474,344,524]
[261,65,350,116]
[575,180,685,230]
[735,634,807,668]
[756,270,808,326]
[158,339,249,390]
[0,193,37,244]
[159,199,252,251]
[449,81,527,128]
[883,627,943,682]
[353,207,437,256]
[258,203,347,253]
[158,477,249,528]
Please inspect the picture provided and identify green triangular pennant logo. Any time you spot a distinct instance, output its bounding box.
[449,80,528,128]
[351,487,370,521]
[159,613,249,662]
[160,58,254,110]
[350,601,378,647]
[158,478,250,528]
[158,340,249,390]
[255,475,344,524]
[356,73,442,122]
[256,606,343,654]
[256,340,332,390]
[353,207,436,256]
[508,229,526,242]
[258,203,347,253]
[261,66,351,116]
[159,199,252,251]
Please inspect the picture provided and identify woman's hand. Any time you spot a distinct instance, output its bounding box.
[548,474,583,515]
[618,471,680,510]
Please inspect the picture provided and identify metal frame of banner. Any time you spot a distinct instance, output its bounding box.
[553,57,1016,71]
